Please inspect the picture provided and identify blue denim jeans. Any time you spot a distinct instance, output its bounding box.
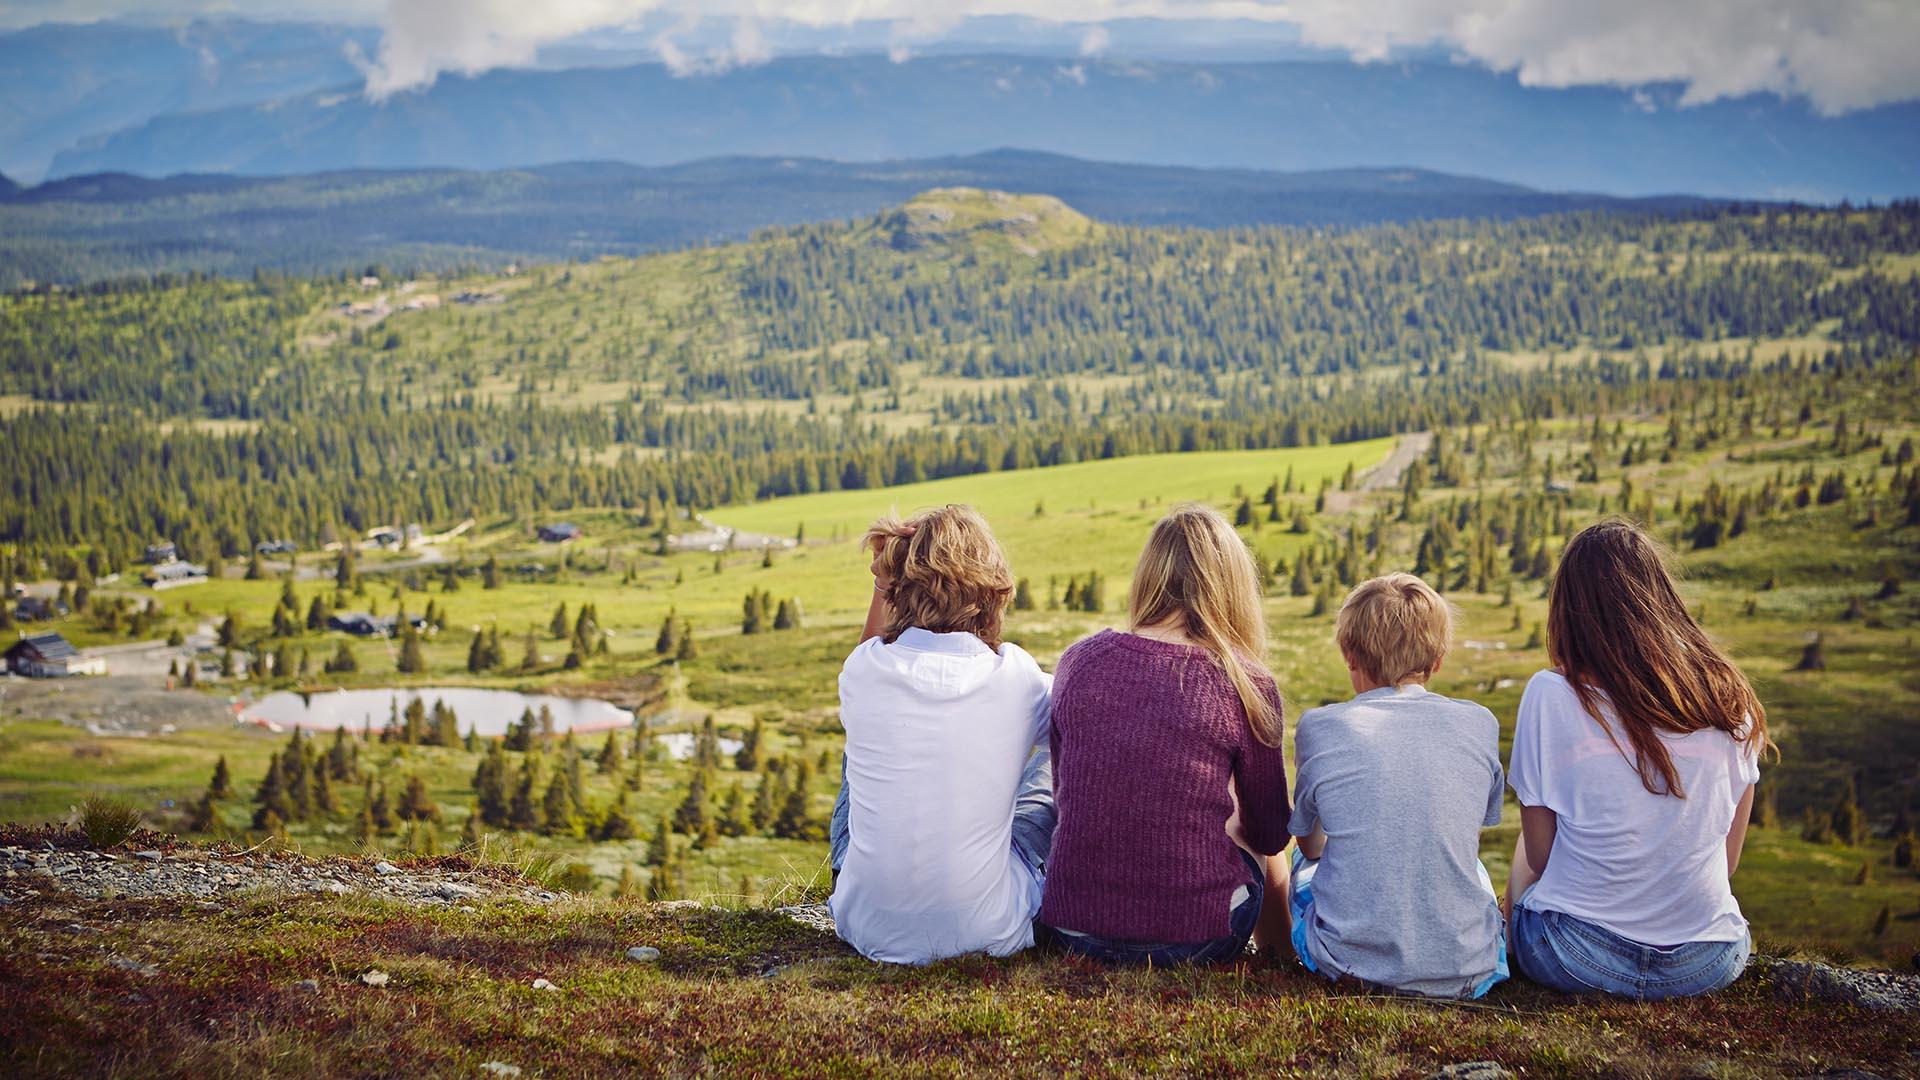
[1041,848,1264,966]
[829,746,1057,877]
[1289,848,1509,999]
[1510,892,1751,1001]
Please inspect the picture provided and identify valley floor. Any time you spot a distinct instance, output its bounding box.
[3,835,1917,1079]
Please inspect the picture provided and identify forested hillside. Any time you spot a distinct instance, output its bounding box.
[2,190,1916,564]
[0,152,1727,288]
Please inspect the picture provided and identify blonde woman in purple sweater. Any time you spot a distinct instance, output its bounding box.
[1039,504,1291,964]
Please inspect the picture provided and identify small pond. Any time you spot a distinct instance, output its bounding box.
[240,687,633,738]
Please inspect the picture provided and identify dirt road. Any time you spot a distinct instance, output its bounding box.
[1324,431,1432,513]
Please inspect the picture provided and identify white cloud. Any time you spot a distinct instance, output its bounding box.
[1282,0,1920,115]
[15,0,1915,113]
[1056,62,1087,85]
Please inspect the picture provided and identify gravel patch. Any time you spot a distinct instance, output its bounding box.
[0,843,560,908]
[1770,959,1920,1013]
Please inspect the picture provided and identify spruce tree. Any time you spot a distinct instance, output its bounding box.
[735,715,764,772]
[598,729,626,774]
[208,755,235,800]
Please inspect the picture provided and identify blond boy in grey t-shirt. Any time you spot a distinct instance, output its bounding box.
[1285,573,1508,998]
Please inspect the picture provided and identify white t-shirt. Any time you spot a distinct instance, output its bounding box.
[828,627,1052,965]
[1509,670,1759,946]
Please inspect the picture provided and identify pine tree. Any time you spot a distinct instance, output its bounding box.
[735,715,764,771]
[1013,578,1034,611]
[673,771,711,835]
[773,761,819,840]
[675,626,698,661]
[719,782,749,837]
[521,627,540,671]
[751,765,784,833]
[598,791,638,841]
[654,608,679,655]
[325,640,357,673]
[208,755,235,800]
[369,781,395,833]
[483,555,501,589]
[473,740,510,827]
[549,602,569,639]
[542,777,576,836]
[508,758,542,831]
[1794,633,1828,671]
[396,775,440,822]
[598,729,626,774]
[645,814,675,867]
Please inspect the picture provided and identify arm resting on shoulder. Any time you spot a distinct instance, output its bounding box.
[1726,784,1755,876]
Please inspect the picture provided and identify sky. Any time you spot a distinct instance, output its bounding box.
[4,0,1918,113]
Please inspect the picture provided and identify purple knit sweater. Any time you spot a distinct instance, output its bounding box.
[1039,629,1291,942]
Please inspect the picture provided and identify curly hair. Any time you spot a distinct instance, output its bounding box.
[865,504,1015,650]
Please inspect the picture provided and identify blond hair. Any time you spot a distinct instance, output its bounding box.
[1336,573,1453,687]
[865,505,1015,650]
[1128,504,1283,747]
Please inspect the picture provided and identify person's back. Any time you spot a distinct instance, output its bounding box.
[1039,505,1291,965]
[1509,669,1754,945]
[831,628,1050,963]
[826,504,1055,965]
[1289,686,1504,997]
[1286,573,1506,998]
[1041,629,1289,944]
[1504,518,1772,1001]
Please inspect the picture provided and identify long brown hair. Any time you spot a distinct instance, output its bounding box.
[1548,517,1773,797]
[865,505,1015,650]
[1128,504,1284,747]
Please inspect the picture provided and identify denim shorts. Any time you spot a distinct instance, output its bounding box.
[1042,848,1263,966]
[1510,893,1750,1001]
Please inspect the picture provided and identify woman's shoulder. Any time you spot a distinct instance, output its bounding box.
[1056,628,1123,667]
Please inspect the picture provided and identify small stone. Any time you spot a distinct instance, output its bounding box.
[293,979,320,993]
[1429,1065,1512,1080]
[317,881,352,895]
[434,882,481,900]
[360,970,390,987]
[478,1064,523,1078]
[625,946,662,963]
[134,850,163,862]
[531,978,557,991]
[373,861,402,876]
[108,955,159,976]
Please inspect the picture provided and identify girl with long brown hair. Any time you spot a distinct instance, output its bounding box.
[1037,504,1291,964]
[1505,517,1774,999]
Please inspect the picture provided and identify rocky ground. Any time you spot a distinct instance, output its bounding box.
[1,830,561,909]
[3,831,1918,1078]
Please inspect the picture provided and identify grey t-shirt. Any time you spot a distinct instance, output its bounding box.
[1289,684,1505,998]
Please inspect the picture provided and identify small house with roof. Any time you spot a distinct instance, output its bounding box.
[538,522,582,543]
[144,541,178,564]
[145,561,209,589]
[14,596,67,622]
[5,632,104,677]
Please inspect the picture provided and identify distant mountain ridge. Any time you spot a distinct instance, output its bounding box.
[41,54,1920,201]
[0,151,1741,287]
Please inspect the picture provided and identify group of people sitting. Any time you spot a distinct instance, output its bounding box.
[825,503,1772,1001]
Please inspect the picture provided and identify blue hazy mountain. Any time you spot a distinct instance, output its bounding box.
[0,19,378,183]
[39,53,1919,201]
[0,150,1730,287]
